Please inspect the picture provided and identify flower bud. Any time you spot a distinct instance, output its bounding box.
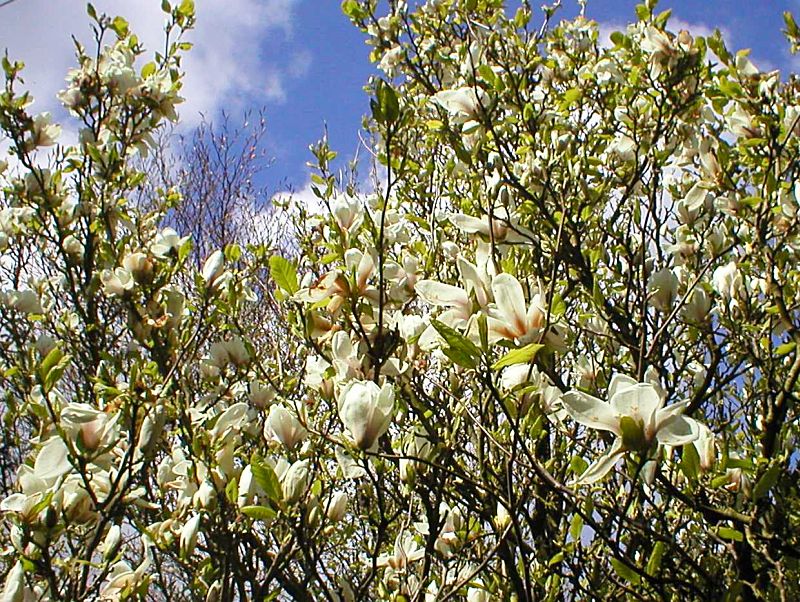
[180,514,201,558]
[326,491,348,522]
[281,460,310,504]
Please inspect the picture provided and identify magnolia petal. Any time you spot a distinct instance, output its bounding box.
[656,415,700,446]
[491,274,528,335]
[655,399,690,424]
[331,331,354,361]
[610,384,663,425]
[449,213,490,235]
[201,250,224,284]
[457,257,490,307]
[561,391,620,435]
[415,280,469,309]
[34,436,72,482]
[575,440,625,485]
[607,373,637,399]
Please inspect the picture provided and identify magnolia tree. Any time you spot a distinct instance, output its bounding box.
[3,0,800,600]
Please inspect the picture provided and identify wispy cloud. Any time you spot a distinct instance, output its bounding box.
[0,0,311,128]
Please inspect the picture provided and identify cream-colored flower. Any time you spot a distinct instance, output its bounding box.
[562,374,702,484]
[338,381,395,450]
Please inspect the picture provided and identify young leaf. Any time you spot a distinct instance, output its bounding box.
[431,319,481,369]
[269,255,299,295]
[250,456,283,503]
[241,505,277,522]
[492,343,544,370]
[610,557,641,585]
[646,542,665,576]
[753,463,781,500]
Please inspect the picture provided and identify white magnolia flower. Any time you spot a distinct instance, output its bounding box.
[1,561,25,602]
[2,289,42,314]
[151,227,187,257]
[682,288,711,323]
[562,374,702,484]
[180,513,201,557]
[326,491,348,522]
[449,207,533,244]
[694,423,716,473]
[101,525,122,561]
[432,86,487,125]
[712,261,743,302]
[338,381,395,450]
[330,195,363,232]
[377,530,425,570]
[101,268,134,297]
[488,273,564,349]
[265,405,307,449]
[26,112,62,149]
[281,459,310,504]
[101,542,152,601]
[248,380,277,408]
[202,250,225,286]
[647,267,679,312]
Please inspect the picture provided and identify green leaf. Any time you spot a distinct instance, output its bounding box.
[784,11,800,38]
[492,343,544,370]
[110,16,129,38]
[269,255,299,295]
[478,64,498,88]
[708,29,731,64]
[341,0,364,19]
[39,347,64,380]
[431,319,480,369]
[717,527,743,542]
[569,513,584,541]
[562,87,582,107]
[775,341,796,356]
[225,478,238,505]
[375,80,400,123]
[241,505,277,522]
[753,463,781,500]
[39,348,71,392]
[610,557,641,585]
[646,542,665,576]
[178,0,195,17]
[680,442,700,482]
[250,456,282,503]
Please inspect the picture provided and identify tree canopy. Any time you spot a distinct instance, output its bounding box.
[2,0,800,600]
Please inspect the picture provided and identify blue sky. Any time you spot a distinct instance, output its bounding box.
[1,0,799,202]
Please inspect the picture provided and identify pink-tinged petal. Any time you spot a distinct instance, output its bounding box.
[574,439,625,485]
[487,316,515,344]
[562,391,621,435]
[491,274,528,337]
[656,415,700,446]
[415,280,470,310]
[610,383,663,425]
[357,252,375,291]
[607,373,637,399]
[693,423,716,472]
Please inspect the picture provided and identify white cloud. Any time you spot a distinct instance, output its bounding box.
[272,179,326,213]
[0,0,311,128]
